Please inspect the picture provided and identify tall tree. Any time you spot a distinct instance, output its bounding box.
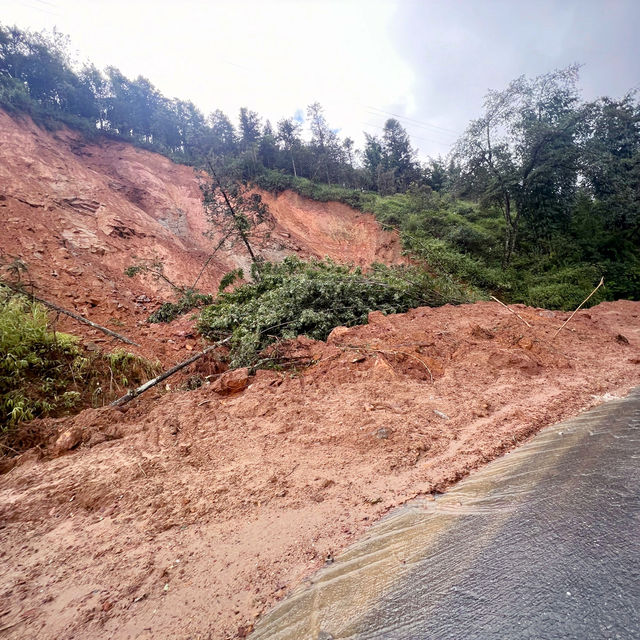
[201,160,274,269]
[238,107,262,163]
[307,102,340,184]
[454,65,582,264]
[208,109,237,158]
[582,94,640,233]
[276,117,302,177]
[382,118,418,191]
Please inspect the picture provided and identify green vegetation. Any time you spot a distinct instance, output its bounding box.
[198,257,475,368]
[147,290,214,324]
[0,286,159,435]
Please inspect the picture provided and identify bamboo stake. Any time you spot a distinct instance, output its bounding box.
[110,337,230,407]
[553,277,604,340]
[490,295,532,327]
[3,282,139,346]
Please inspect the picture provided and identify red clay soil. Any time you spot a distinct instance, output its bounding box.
[1,300,639,640]
[0,109,404,362]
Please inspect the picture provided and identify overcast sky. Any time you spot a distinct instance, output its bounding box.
[2,0,639,160]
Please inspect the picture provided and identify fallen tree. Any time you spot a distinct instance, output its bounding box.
[2,281,139,346]
[110,338,230,407]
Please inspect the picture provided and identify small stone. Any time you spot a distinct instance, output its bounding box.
[616,334,629,345]
[375,427,390,439]
[54,427,83,454]
[433,410,449,420]
[211,368,250,395]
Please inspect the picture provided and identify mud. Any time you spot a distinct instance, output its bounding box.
[251,389,640,639]
[1,300,639,639]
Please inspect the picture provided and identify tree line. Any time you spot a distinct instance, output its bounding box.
[0,23,438,194]
[1,23,638,288]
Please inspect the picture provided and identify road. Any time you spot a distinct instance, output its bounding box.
[251,388,640,640]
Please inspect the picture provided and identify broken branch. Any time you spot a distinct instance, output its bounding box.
[110,337,230,407]
[490,295,532,327]
[553,277,604,340]
[2,282,139,346]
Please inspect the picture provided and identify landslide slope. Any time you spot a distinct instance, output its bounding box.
[0,109,404,359]
[0,300,638,640]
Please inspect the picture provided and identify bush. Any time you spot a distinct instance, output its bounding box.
[0,286,159,437]
[198,257,473,367]
[148,289,214,323]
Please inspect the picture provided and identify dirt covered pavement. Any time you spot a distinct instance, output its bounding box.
[1,300,639,639]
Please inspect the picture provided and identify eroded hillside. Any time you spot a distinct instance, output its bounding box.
[0,109,404,360]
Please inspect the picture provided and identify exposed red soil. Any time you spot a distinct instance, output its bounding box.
[1,300,639,639]
[0,110,404,362]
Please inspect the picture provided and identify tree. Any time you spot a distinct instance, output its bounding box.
[277,117,302,177]
[201,160,274,270]
[238,107,261,159]
[307,102,341,184]
[208,109,237,158]
[382,118,418,191]
[454,65,582,264]
[362,133,384,189]
[581,94,640,233]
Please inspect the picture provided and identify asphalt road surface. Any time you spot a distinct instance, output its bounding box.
[251,388,640,640]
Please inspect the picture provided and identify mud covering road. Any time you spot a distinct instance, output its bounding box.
[1,301,639,639]
[252,387,640,640]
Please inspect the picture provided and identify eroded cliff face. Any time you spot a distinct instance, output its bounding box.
[0,109,404,355]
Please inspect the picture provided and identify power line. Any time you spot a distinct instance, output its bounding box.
[365,105,461,136]
[362,121,455,149]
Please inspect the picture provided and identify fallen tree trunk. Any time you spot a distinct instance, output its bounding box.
[110,337,230,407]
[3,282,140,346]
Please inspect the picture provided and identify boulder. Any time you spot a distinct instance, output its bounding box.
[211,368,250,395]
[54,427,83,455]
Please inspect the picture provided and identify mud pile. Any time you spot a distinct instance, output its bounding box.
[1,300,638,639]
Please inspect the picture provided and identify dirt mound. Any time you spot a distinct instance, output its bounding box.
[0,109,404,362]
[1,300,638,639]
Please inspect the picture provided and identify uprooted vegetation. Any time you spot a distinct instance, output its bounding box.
[0,286,159,443]
[198,257,477,368]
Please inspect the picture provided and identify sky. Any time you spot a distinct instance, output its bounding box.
[2,0,639,161]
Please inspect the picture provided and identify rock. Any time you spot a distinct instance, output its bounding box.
[433,409,449,420]
[616,334,630,345]
[518,337,534,350]
[327,326,350,344]
[367,310,391,326]
[211,368,250,395]
[375,427,390,439]
[54,427,83,454]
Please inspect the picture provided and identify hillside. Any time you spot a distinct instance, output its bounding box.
[0,109,405,360]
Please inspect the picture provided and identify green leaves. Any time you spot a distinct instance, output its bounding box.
[198,257,470,368]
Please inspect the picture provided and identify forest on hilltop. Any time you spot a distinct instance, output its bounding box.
[1,22,639,309]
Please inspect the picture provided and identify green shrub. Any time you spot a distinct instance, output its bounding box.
[0,286,160,438]
[198,257,473,368]
[148,289,214,323]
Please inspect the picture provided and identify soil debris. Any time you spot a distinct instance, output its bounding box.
[0,299,638,640]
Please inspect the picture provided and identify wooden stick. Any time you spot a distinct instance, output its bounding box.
[3,282,140,346]
[553,277,604,340]
[110,337,230,407]
[490,295,532,327]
